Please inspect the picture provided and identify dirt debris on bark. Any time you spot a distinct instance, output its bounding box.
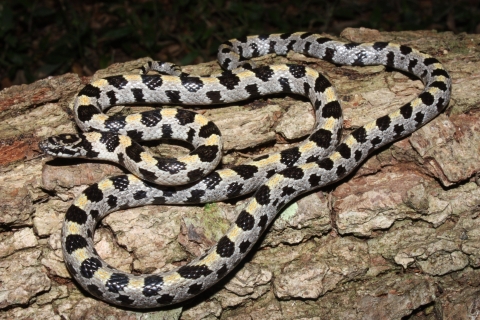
[0,28,479,319]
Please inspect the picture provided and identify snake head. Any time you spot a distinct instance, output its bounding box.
[39,134,87,158]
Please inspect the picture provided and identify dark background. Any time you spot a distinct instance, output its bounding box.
[1,0,479,89]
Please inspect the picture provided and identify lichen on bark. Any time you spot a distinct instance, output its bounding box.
[0,28,479,319]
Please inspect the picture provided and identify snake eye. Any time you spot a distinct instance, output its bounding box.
[39,134,84,157]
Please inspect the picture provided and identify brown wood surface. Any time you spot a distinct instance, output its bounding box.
[0,28,479,319]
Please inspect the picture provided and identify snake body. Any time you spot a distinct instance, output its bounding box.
[39,32,451,308]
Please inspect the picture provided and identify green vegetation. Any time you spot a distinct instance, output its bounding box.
[1,0,478,88]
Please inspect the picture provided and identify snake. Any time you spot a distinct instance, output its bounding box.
[39,32,451,308]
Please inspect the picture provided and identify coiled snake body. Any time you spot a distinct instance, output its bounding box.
[39,32,451,308]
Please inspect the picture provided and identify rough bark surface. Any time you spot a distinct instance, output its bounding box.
[0,28,479,319]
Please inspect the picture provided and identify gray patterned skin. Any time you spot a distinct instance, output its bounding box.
[39,32,451,308]
[39,109,224,186]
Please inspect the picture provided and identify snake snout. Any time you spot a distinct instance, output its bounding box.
[39,134,84,157]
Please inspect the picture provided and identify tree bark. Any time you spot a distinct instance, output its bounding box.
[0,28,479,319]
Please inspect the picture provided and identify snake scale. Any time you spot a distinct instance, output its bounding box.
[39,32,451,308]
